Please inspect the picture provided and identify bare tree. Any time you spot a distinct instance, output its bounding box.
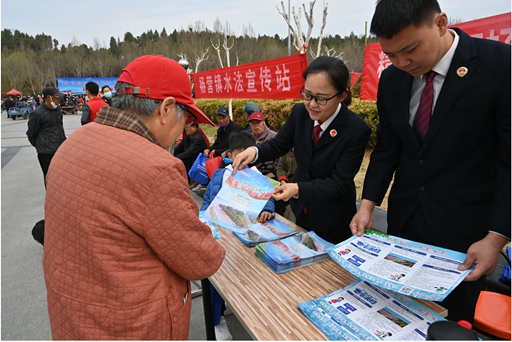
[323,46,344,60]
[312,3,328,58]
[278,1,339,60]
[211,38,225,68]
[277,0,317,54]
[194,48,209,73]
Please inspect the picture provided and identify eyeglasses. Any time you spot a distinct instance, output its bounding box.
[153,100,196,123]
[177,103,197,124]
[300,86,341,106]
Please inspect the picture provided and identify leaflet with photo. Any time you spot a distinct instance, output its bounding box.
[202,167,280,234]
[327,229,472,301]
[298,279,446,340]
[255,231,333,273]
[234,215,299,247]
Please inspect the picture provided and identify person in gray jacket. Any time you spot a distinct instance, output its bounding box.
[26,86,67,188]
[248,111,278,179]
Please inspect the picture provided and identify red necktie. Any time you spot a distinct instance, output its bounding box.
[313,125,322,145]
[413,70,436,142]
[304,125,323,215]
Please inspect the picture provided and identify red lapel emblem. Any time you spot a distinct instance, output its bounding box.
[456,67,468,77]
[330,129,337,137]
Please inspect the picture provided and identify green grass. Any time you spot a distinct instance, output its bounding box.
[199,124,218,144]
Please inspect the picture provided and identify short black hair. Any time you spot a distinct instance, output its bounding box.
[303,56,352,106]
[370,0,441,39]
[101,85,111,92]
[85,82,100,96]
[228,131,256,151]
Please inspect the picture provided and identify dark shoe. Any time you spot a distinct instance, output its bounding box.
[32,219,45,246]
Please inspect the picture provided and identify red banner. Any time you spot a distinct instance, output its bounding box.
[351,72,361,86]
[360,12,511,101]
[192,53,308,99]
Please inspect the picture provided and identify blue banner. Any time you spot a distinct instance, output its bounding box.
[57,77,118,95]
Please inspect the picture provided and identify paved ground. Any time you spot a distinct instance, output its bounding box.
[1,111,397,340]
[0,112,251,340]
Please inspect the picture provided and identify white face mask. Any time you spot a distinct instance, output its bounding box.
[103,91,112,99]
[49,97,58,109]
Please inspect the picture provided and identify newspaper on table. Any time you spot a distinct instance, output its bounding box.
[202,167,299,245]
[298,279,446,341]
[327,229,472,301]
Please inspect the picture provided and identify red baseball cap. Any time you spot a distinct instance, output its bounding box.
[248,111,265,122]
[117,55,214,125]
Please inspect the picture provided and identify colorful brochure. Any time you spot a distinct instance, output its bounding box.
[298,279,446,340]
[255,231,333,273]
[327,229,472,301]
[234,215,299,246]
[202,167,290,243]
[203,167,279,233]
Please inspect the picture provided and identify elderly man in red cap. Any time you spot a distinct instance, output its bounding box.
[42,55,225,340]
[248,111,278,179]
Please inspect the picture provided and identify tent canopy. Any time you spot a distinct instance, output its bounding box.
[6,88,22,95]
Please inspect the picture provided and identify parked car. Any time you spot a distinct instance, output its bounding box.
[8,101,34,120]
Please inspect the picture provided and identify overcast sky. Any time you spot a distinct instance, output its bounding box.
[1,0,510,49]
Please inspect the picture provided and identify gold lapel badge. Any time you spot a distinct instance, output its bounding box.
[457,67,468,77]
[330,129,337,137]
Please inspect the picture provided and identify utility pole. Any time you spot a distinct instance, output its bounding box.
[364,21,368,45]
[288,0,291,55]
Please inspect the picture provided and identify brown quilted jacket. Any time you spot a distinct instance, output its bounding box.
[43,115,225,340]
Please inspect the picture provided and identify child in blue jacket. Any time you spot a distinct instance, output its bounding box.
[200,131,275,340]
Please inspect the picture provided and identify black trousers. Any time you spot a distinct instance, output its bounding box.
[398,204,485,323]
[37,153,54,189]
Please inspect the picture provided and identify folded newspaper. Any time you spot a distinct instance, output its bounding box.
[298,279,446,340]
[255,231,333,273]
[327,229,472,301]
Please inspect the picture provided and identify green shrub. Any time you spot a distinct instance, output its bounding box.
[349,98,378,148]
[351,75,362,98]
[195,98,378,149]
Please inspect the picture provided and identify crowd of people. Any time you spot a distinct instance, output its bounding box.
[2,87,115,118]
[16,0,511,340]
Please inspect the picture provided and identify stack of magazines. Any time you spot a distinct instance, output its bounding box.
[254,231,334,273]
[234,215,299,246]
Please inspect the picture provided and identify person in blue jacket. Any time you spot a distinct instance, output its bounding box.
[200,130,275,340]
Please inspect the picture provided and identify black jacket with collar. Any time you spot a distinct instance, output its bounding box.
[362,28,511,252]
[210,120,242,157]
[256,102,371,243]
[26,103,66,154]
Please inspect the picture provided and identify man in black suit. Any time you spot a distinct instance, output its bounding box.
[350,0,510,322]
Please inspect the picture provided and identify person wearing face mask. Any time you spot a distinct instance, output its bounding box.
[101,85,113,106]
[26,86,67,188]
[203,106,242,158]
[232,56,371,244]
